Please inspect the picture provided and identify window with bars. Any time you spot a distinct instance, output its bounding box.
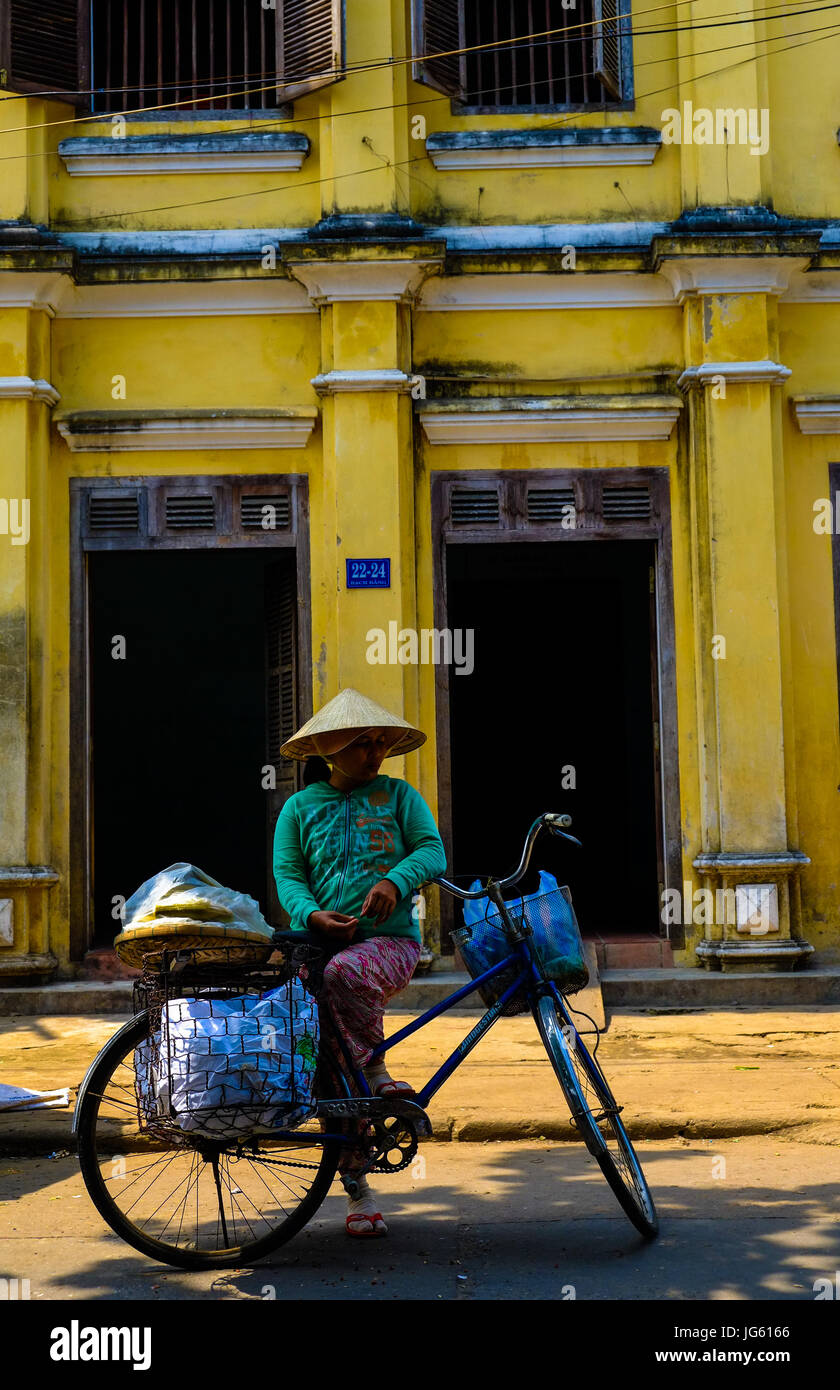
[0,0,343,110]
[412,0,629,108]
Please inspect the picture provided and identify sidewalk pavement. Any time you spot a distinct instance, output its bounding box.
[1,1002,838,1153]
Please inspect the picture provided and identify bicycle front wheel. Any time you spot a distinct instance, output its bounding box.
[533,993,658,1240]
[76,1012,343,1270]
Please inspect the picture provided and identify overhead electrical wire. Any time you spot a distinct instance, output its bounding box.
[50,15,840,227]
[0,0,837,136]
[0,0,835,177]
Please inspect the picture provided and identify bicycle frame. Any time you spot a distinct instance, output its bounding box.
[326,911,571,1113]
[272,810,582,1143]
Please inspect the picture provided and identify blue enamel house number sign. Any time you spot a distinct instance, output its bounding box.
[346,558,391,589]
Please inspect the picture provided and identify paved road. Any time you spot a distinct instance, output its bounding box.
[2,1137,837,1301]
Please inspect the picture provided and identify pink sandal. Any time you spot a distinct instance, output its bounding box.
[346,1211,388,1237]
[373,1079,416,1098]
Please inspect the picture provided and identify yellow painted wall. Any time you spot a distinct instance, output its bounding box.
[1,0,839,975]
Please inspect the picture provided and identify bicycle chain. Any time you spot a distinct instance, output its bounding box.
[228,1147,322,1173]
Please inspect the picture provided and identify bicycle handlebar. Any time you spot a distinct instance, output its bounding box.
[433,812,580,901]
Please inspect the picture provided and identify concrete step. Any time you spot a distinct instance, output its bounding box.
[602,966,840,1007]
[0,981,136,1016]
[3,966,840,1015]
[596,938,675,970]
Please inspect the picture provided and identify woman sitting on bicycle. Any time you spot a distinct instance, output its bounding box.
[273,687,447,1239]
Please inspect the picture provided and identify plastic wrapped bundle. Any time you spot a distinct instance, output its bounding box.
[115,863,275,968]
[134,978,320,1139]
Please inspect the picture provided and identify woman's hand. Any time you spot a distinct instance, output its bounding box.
[360,879,399,925]
[307,910,359,941]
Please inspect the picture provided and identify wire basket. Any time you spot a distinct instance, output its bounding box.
[452,886,589,1013]
[132,943,324,1145]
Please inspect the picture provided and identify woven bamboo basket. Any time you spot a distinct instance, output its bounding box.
[114,918,274,970]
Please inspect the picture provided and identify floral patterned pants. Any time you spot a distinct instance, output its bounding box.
[318,935,420,1176]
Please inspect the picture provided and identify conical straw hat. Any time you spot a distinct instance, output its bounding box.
[279,687,426,761]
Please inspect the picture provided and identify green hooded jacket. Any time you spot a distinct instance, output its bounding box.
[272,773,448,942]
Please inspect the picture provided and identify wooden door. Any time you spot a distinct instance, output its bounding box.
[264,558,300,924]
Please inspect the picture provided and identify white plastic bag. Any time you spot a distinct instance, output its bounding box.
[135,979,320,1139]
[123,863,273,940]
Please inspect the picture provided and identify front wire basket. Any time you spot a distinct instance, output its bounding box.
[453,886,589,1014]
[131,941,325,1145]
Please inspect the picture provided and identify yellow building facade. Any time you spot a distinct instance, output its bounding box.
[1,0,839,987]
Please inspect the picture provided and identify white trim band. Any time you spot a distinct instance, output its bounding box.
[55,412,317,452]
[61,151,309,175]
[58,133,310,177]
[311,369,413,394]
[289,259,441,304]
[0,376,60,405]
[419,401,682,444]
[427,144,660,169]
[791,398,840,433]
[678,361,791,388]
[418,272,676,312]
[56,281,317,318]
[659,256,809,300]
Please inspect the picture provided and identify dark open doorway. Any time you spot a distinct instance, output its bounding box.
[445,541,661,935]
[88,549,296,948]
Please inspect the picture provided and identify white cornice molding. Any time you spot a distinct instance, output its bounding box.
[419,398,682,444]
[0,376,60,405]
[61,150,308,175]
[0,272,72,317]
[57,280,316,318]
[659,256,809,301]
[55,411,317,452]
[311,369,413,394]
[288,259,441,304]
[791,397,840,433]
[58,134,309,176]
[418,272,676,312]
[426,143,660,169]
[781,270,840,302]
[678,361,791,389]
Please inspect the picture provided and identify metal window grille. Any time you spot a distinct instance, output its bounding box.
[462,0,620,108]
[89,0,279,113]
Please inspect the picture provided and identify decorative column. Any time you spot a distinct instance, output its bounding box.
[662,256,812,970]
[0,270,70,982]
[286,249,442,761]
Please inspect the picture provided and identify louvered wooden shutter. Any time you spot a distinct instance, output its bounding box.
[411,0,465,98]
[265,559,300,924]
[276,0,343,100]
[592,0,622,99]
[1,0,89,98]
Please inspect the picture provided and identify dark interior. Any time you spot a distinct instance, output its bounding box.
[446,541,660,935]
[89,549,288,946]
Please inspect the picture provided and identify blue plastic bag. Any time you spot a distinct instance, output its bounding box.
[454,870,588,1005]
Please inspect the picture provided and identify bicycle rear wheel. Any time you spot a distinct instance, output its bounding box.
[76,1012,344,1270]
[533,993,658,1240]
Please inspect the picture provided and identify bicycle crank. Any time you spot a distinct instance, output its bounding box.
[366,1114,419,1174]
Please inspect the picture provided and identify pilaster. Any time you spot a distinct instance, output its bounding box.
[0,276,66,981]
[287,251,442,783]
[670,256,812,970]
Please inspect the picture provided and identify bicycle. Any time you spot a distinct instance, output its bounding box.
[73,810,657,1268]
